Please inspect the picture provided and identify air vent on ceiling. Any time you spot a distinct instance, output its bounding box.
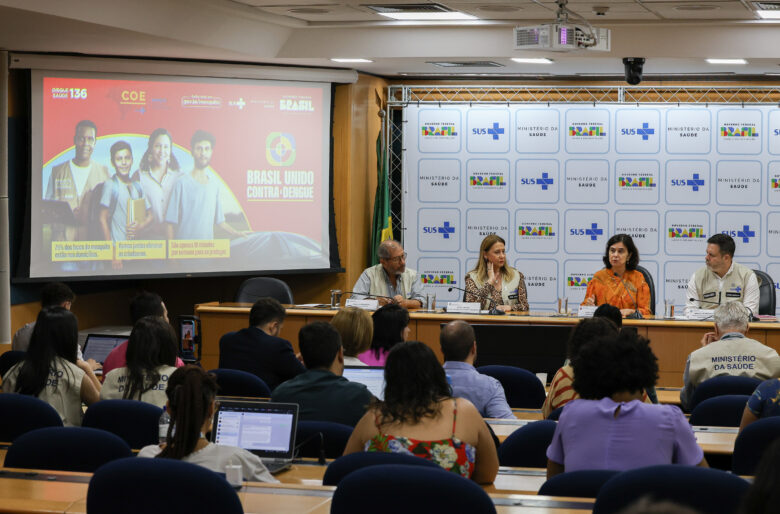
[752,1,780,9]
[673,4,719,11]
[288,7,331,13]
[427,61,504,68]
[364,3,453,13]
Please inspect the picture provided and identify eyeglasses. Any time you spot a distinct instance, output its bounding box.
[385,252,407,263]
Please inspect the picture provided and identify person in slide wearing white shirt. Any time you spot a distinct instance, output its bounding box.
[685,233,759,316]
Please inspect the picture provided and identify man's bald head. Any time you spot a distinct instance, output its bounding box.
[440,320,476,362]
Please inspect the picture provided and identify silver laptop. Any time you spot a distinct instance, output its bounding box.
[81,334,127,367]
[210,400,299,474]
[342,366,385,400]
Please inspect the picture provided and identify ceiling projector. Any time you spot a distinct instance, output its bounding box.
[513,23,611,52]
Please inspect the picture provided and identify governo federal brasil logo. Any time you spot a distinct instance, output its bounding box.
[720,126,759,137]
[519,225,555,236]
[569,126,606,137]
[421,124,457,137]
[470,175,506,186]
[420,274,456,284]
[668,227,706,238]
[619,176,656,188]
[568,275,593,287]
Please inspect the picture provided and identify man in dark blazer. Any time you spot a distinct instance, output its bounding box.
[219,297,305,390]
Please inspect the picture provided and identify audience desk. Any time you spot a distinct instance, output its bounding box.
[195,302,780,387]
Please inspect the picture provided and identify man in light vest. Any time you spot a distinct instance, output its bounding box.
[685,233,759,315]
[352,240,424,309]
[680,302,780,411]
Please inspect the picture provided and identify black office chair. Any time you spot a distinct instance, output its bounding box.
[753,269,776,315]
[234,277,294,304]
[635,265,655,315]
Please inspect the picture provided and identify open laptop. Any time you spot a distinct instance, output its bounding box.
[81,334,127,371]
[342,366,385,400]
[210,400,299,474]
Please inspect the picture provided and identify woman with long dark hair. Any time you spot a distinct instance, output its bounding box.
[100,316,178,408]
[2,306,101,426]
[345,341,499,484]
[357,303,410,366]
[138,366,276,482]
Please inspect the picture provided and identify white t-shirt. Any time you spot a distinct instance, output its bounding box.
[2,356,85,427]
[100,365,177,408]
[138,442,277,483]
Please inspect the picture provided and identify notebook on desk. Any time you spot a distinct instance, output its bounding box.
[81,334,127,368]
[342,366,385,400]
[210,400,299,474]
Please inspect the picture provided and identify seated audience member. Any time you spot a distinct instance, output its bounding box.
[271,322,374,426]
[680,302,780,411]
[344,341,499,484]
[3,307,101,426]
[219,297,304,390]
[100,316,179,408]
[739,438,780,514]
[542,317,619,418]
[593,303,622,328]
[546,330,706,478]
[138,366,276,482]
[440,320,513,419]
[102,291,183,376]
[358,303,410,366]
[330,307,373,366]
[738,377,780,433]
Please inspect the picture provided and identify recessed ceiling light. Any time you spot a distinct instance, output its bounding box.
[477,5,521,12]
[330,58,373,63]
[673,4,719,11]
[378,11,477,20]
[511,58,553,64]
[706,58,747,64]
[288,7,330,14]
[757,9,780,18]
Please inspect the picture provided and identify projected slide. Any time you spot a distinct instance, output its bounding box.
[30,72,332,278]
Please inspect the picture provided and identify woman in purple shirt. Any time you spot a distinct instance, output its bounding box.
[546,330,707,479]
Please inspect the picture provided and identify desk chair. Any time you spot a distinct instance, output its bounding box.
[546,406,564,420]
[5,427,131,472]
[209,368,272,397]
[635,265,655,315]
[689,375,761,411]
[539,470,619,498]
[323,452,441,486]
[497,420,557,468]
[593,465,749,514]
[82,399,163,449]
[753,269,776,315]
[0,350,25,378]
[732,416,780,475]
[688,395,750,427]
[331,464,496,514]
[234,277,294,304]
[295,420,353,459]
[0,393,63,442]
[477,365,546,409]
[88,457,243,514]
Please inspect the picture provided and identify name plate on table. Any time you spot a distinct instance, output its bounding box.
[685,308,714,321]
[345,298,379,310]
[577,306,597,318]
[446,302,481,314]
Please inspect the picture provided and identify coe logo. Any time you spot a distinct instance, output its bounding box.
[120,90,146,104]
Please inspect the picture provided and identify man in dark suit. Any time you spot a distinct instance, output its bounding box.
[219,297,305,390]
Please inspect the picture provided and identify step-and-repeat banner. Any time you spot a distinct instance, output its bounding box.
[403,104,780,314]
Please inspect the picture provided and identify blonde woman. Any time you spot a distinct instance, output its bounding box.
[464,234,529,312]
[331,307,373,366]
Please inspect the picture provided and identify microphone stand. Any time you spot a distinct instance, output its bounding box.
[688,297,758,321]
[447,285,505,316]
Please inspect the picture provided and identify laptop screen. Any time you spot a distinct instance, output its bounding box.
[342,366,385,400]
[82,334,127,364]
[211,400,298,460]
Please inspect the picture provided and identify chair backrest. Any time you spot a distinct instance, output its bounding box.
[546,406,564,421]
[635,265,656,315]
[5,426,132,472]
[87,457,243,514]
[323,451,442,486]
[208,368,272,397]
[234,277,294,304]
[539,470,619,498]
[0,350,25,378]
[690,375,761,410]
[593,465,750,514]
[82,399,163,449]
[732,416,780,475]
[753,269,776,315]
[295,420,353,459]
[331,464,496,514]
[689,394,750,427]
[476,365,546,408]
[0,393,63,442]
[497,420,557,467]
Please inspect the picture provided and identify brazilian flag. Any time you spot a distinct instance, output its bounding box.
[370,131,393,265]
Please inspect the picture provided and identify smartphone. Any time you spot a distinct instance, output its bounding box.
[176,315,201,362]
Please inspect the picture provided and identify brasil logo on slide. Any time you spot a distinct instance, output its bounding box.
[266,132,296,166]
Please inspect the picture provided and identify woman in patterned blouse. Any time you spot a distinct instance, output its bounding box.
[464,234,529,312]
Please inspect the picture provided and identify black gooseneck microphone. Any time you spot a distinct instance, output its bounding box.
[293,431,327,465]
[340,291,396,303]
[447,285,506,316]
[614,271,643,319]
[688,297,757,321]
